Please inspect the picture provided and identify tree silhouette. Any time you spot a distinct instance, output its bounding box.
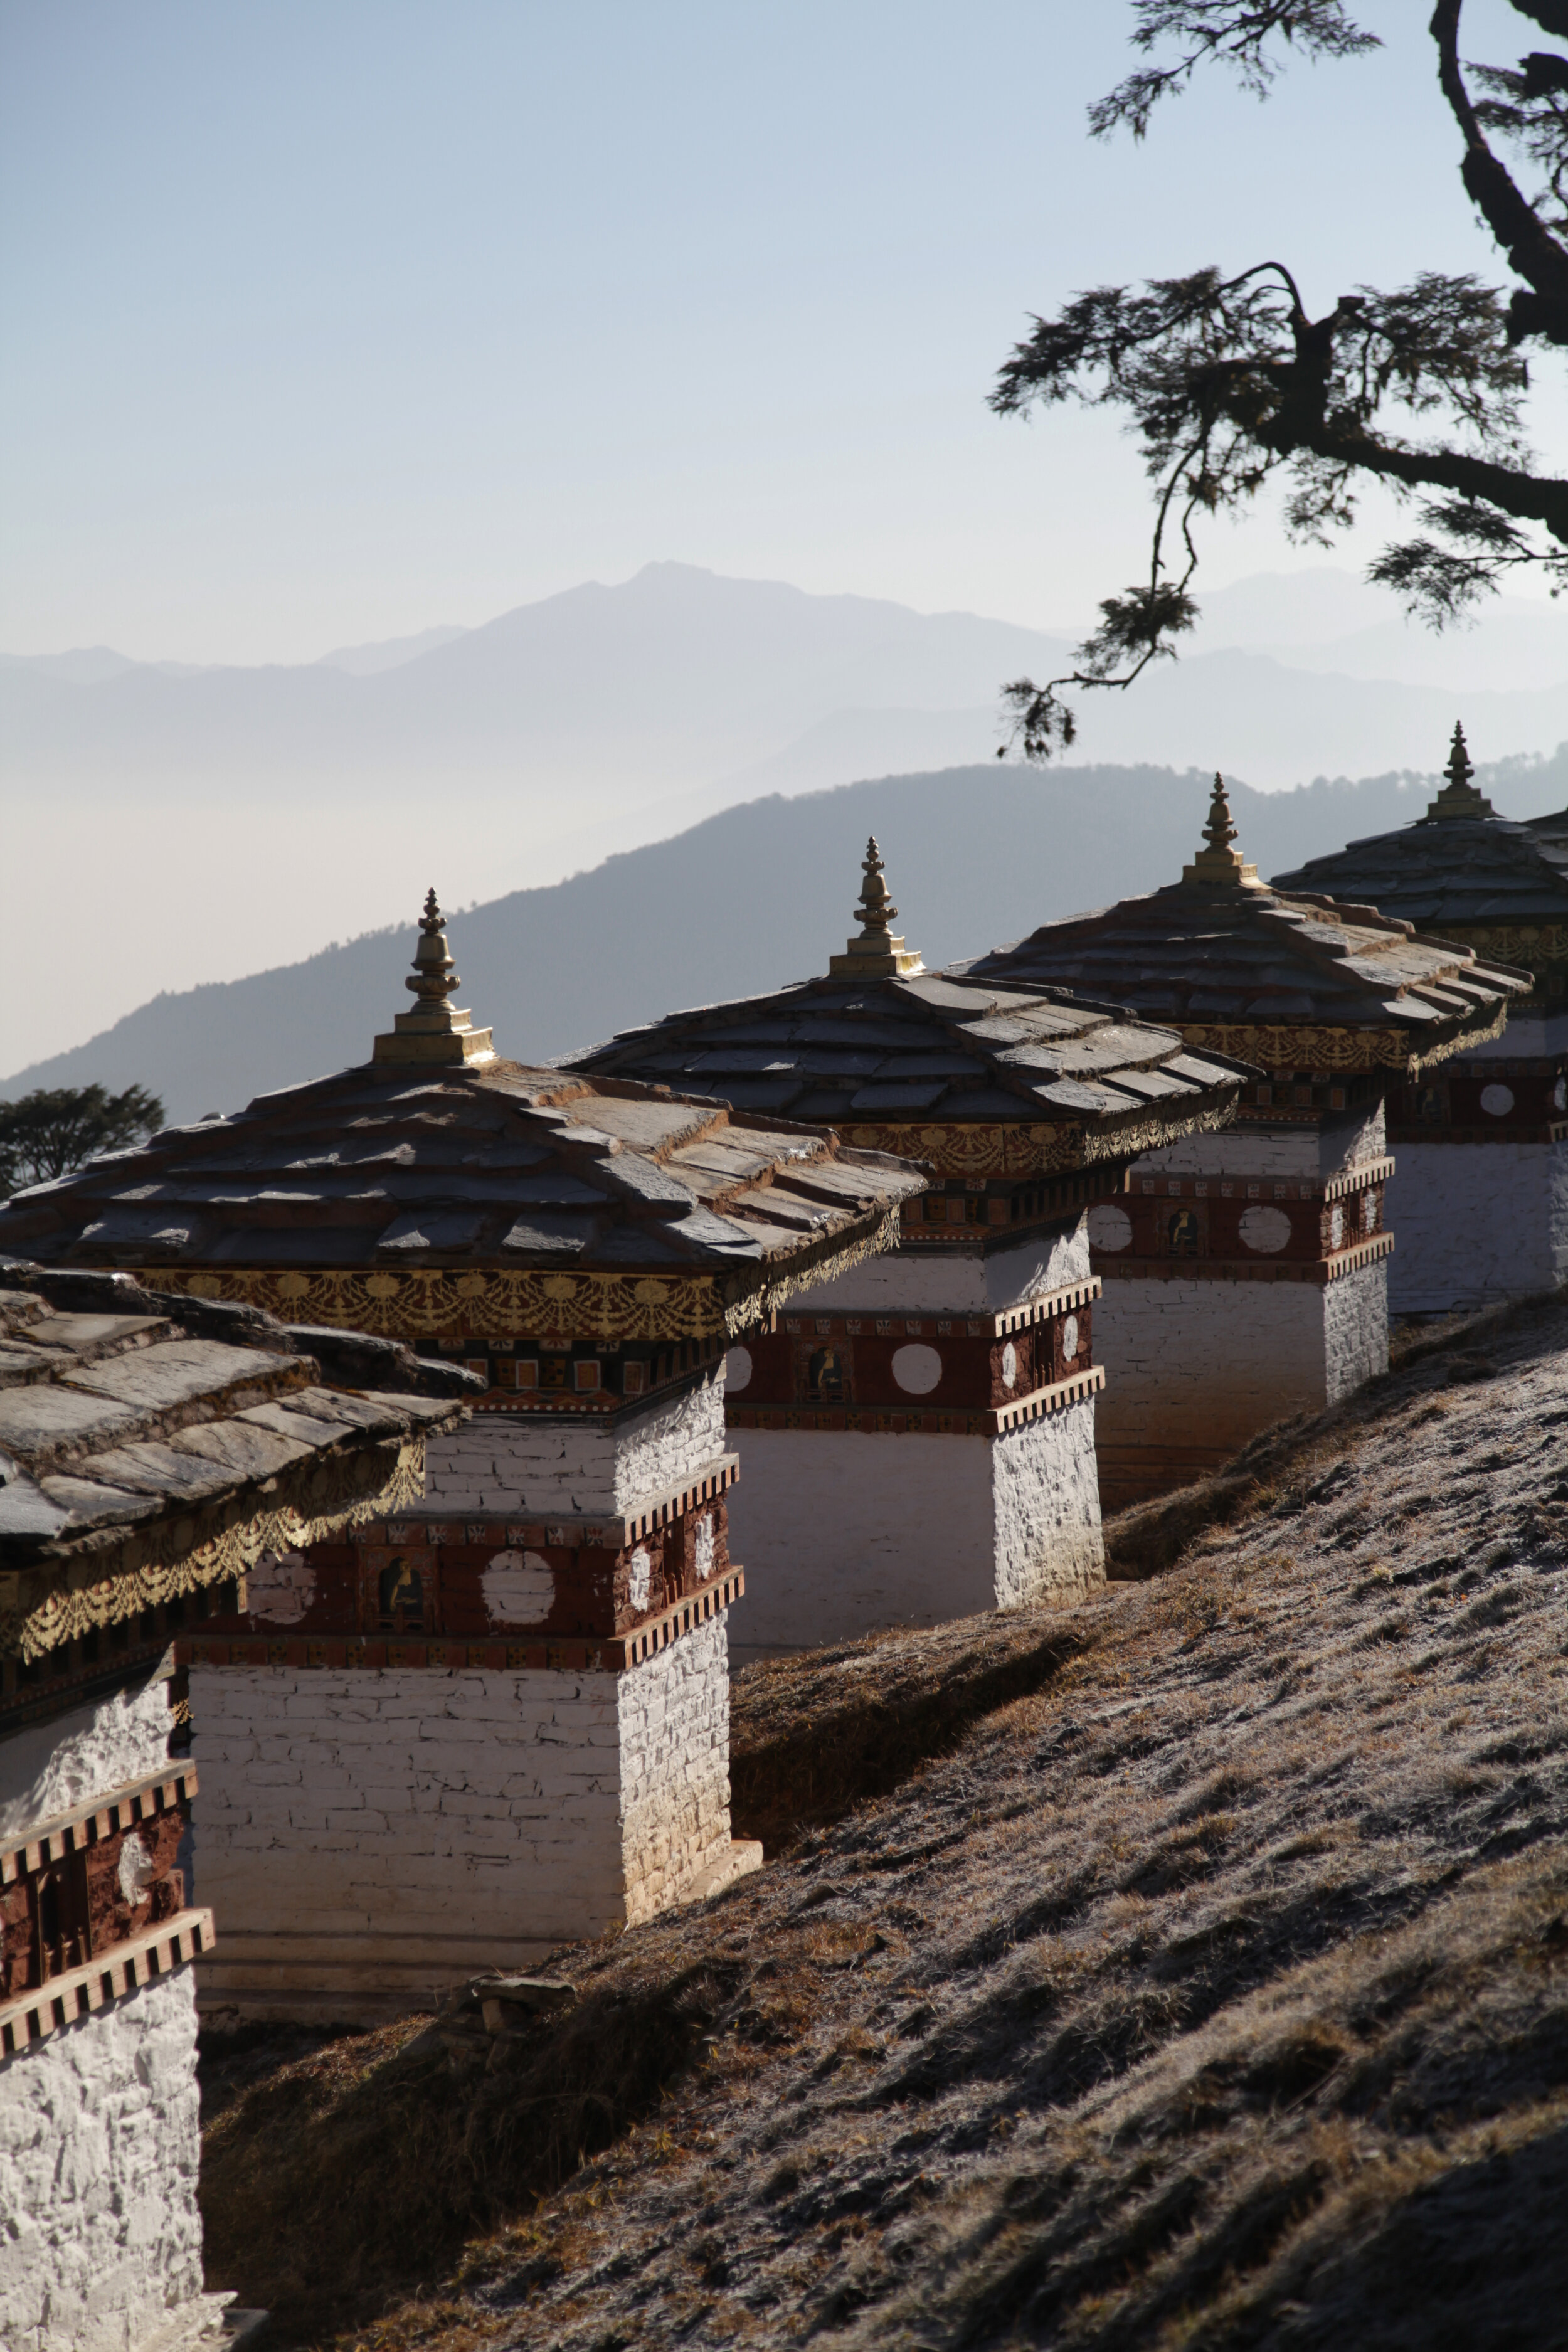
[0,1084,166,1197]
[997,3,1568,760]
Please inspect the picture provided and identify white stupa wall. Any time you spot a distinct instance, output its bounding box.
[420,1372,727,1514]
[1092,1259,1387,1508]
[725,1219,1104,1663]
[1133,1099,1386,1182]
[191,1611,735,2025]
[1384,1138,1568,1313]
[0,1670,206,2352]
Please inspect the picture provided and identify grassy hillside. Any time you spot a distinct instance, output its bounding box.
[198,1294,1568,2349]
[14,751,1568,1127]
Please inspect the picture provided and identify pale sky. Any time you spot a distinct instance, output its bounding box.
[2,0,1560,663]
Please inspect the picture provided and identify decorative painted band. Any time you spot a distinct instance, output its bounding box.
[780,1283,1099,1346]
[728,1368,1103,1438]
[373,1455,740,1554]
[992,1277,1102,1338]
[1174,1014,1507,1076]
[176,1567,746,1678]
[0,1907,215,2056]
[992,1365,1106,1433]
[1133,1160,1391,1204]
[1,1765,199,1889]
[1096,1232,1395,1285]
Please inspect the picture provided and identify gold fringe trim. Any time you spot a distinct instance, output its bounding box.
[8,1442,425,1665]
[1175,1005,1509,1078]
[723,1205,904,1337]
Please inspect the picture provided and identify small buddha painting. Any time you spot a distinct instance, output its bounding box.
[807,1343,850,1404]
[1165,1205,1204,1258]
[1416,1082,1449,1126]
[379,1555,425,1627]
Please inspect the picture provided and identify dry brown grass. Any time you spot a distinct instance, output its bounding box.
[200,1291,1568,2349]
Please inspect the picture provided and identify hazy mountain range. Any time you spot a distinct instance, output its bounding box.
[13,750,1568,1131]
[4,561,1565,1090]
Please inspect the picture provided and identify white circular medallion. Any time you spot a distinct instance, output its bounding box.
[1238,1204,1292,1254]
[723,1345,753,1392]
[482,1550,556,1626]
[1061,1315,1079,1361]
[1001,1341,1017,1389]
[1480,1083,1515,1117]
[1087,1203,1133,1252]
[117,1833,155,1907]
[892,1343,943,1395]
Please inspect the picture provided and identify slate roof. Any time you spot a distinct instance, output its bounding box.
[1273,726,1568,944]
[0,1066,921,1283]
[0,1261,464,1584]
[961,778,1525,1065]
[566,845,1251,1152]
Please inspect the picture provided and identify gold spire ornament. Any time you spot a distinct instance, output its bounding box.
[372,889,497,1066]
[827,837,925,978]
[1180,773,1263,890]
[1421,722,1496,822]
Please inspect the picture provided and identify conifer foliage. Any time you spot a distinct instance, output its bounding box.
[998,3,1568,758]
[0,1083,164,1196]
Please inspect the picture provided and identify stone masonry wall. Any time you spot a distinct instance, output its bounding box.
[421,1373,727,1516]
[1325,1261,1390,1402]
[1093,1267,1390,1508]
[1384,1139,1568,1313]
[191,1631,736,2019]
[1135,1101,1386,1182]
[796,1216,1091,1316]
[0,1671,171,1845]
[0,1956,202,2352]
[726,1429,1010,1663]
[991,1397,1105,1608]
[618,1613,733,1923]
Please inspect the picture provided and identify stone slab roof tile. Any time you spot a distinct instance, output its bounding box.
[0,1265,469,1613]
[0,897,924,1318]
[961,773,1525,1071]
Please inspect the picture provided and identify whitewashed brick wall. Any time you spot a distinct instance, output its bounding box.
[726,1400,1103,1663]
[618,1614,732,1922]
[992,1398,1104,1607]
[1325,1261,1389,1401]
[0,1674,201,2352]
[1094,1261,1389,1464]
[0,1971,203,2352]
[191,1622,736,2019]
[421,1374,726,1516]
[796,1215,1091,1316]
[0,1671,171,1845]
[1384,1138,1568,1312]
[1135,1100,1386,1182]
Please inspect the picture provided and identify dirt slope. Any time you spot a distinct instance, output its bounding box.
[201,1297,1568,2351]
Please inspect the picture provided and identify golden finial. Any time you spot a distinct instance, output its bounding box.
[1421,722,1496,822]
[372,887,497,1066]
[1181,773,1263,890]
[828,837,925,979]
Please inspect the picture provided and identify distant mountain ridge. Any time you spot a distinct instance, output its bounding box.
[12,752,1568,1130]
[6,561,1568,1087]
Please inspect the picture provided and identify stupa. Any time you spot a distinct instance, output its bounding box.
[0,894,922,2020]
[960,778,1526,1506]
[1274,726,1567,1310]
[0,1259,460,2349]
[568,839,1251,1651]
